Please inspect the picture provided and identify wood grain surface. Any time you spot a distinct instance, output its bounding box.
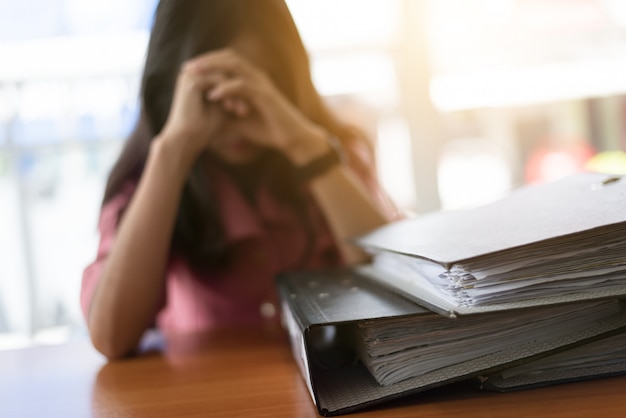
[1,325,625,417]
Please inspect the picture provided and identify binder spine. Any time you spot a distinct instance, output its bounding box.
[276,273,324,413]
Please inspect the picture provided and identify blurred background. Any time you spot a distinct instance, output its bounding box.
[2,0,626,350]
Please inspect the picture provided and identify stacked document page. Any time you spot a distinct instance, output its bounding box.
[277,173,626,416]
[353,300,623,386]
[356,173,626,316]
[276,269,626,416]
[476,330,626,391]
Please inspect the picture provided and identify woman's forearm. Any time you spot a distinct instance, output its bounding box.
[309,164,391,264]
[88,139,192,359]
[285,128,392,265]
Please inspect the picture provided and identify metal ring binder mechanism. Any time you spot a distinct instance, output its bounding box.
[591,174,621,190]
[276,172,626,416]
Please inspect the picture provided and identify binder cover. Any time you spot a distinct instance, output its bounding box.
[276,268,626,416]
[355,173,626,309]
[477,362,626,392]
[356,173,626,266]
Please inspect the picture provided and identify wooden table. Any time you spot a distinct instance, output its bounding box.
[1,325,625,417]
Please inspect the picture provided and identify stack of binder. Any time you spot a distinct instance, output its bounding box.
[276,173,626,416]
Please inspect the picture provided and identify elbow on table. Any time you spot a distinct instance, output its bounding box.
[88,320,140,360]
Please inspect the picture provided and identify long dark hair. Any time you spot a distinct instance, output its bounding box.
[104,0,355,271]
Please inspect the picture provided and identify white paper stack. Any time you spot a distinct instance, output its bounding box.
[356,173,626,314]
[354,300,624,386]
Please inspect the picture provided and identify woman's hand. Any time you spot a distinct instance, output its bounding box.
[156,61,229,166]
[189,48,330,165]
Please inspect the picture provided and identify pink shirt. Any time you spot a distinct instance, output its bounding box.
[80,137,396,333]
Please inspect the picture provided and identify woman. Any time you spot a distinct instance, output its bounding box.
[81,0,397,359]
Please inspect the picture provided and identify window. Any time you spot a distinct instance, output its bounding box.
[2,0,624,350]
[0,0,155,349]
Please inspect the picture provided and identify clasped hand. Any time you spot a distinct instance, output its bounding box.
[158,48,326,165]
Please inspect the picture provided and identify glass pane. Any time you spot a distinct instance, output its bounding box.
[22,142,122,334]
[0,149,31,345]
[427,0,626,110]
[0,0,154,351]
[0,0,157,41]
[287,0,401,49]
[311,51,398,104]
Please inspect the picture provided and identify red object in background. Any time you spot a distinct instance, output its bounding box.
[525,141,596,184]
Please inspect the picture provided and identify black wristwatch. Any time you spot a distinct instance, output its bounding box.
[296,136,347,183]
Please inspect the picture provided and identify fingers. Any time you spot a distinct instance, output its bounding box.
[204,75,252,117]
[186,48,255,79]
[206,77,247,100]
[179,65,249,114]
[177,64,223,99]
[183,49,267,119]
[220,96,250,117]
